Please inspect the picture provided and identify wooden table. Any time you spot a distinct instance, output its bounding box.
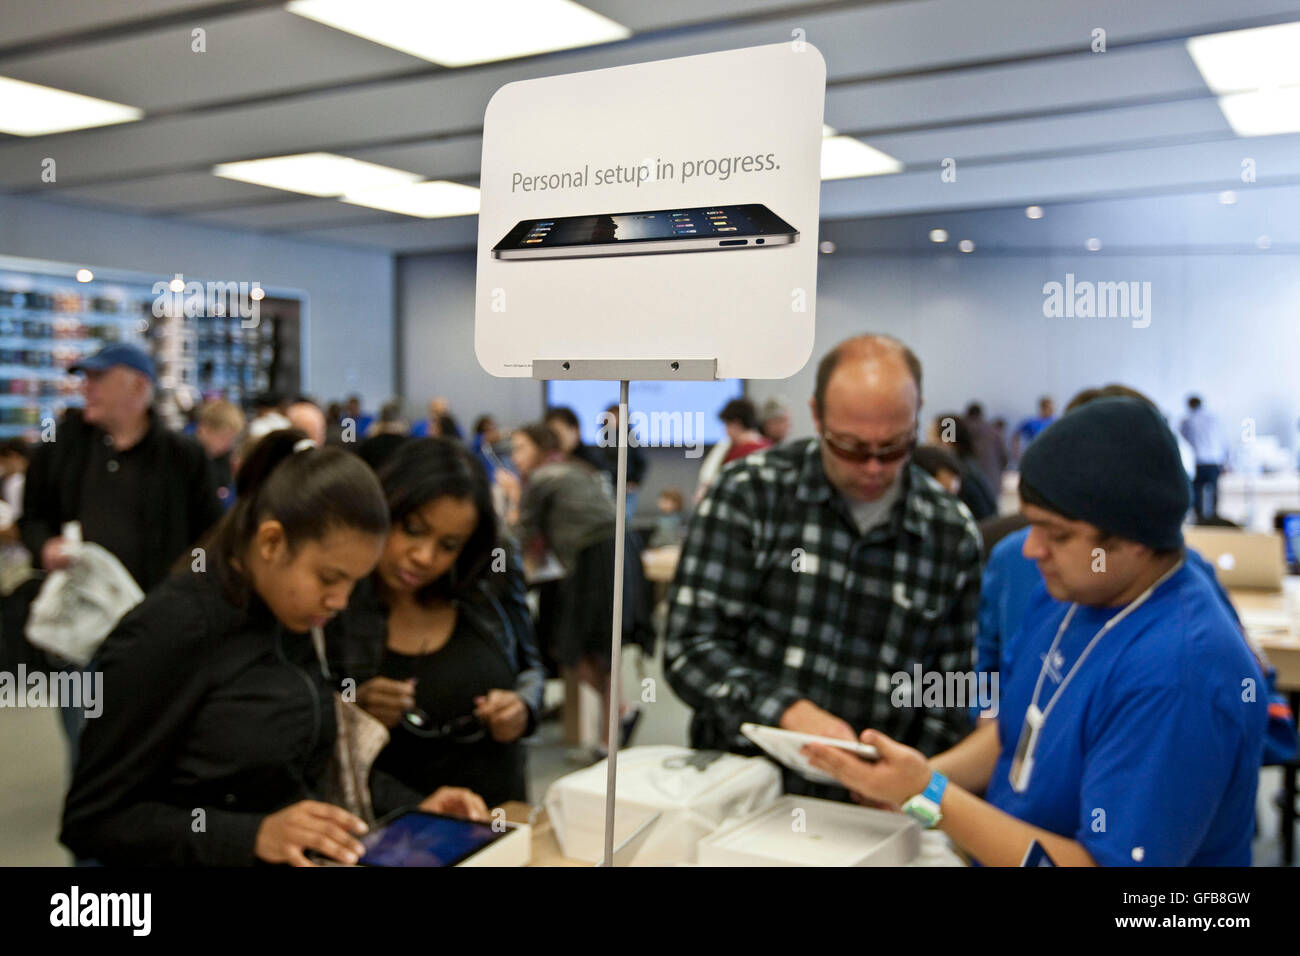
[1227,586,1299,865]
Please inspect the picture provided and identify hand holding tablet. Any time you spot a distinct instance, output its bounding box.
[741,722,879,785]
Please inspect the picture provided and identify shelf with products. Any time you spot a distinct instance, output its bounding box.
[0,257,304,440]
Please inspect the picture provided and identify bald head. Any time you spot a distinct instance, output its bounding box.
[287,401,327,446]
[814,335,921,417]
[810,334,923,502]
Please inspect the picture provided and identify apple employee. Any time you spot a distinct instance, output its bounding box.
[804,398,1266,866]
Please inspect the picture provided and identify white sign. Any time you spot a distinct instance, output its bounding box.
[476,43,825,380]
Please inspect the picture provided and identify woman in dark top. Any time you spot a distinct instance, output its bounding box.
[334,438,545,807]
[60,430,487,867]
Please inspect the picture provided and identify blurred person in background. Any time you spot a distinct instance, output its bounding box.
[648,488,686,549]
[1012,396,1056,464]
[911,444,964,497]
[927,412,998,520]
[411,397,463,440]
[760,396,793,447]
[195,399,246,509]
[287,396,327,447]
[1180,395,1228,523]
[720,398,771,464]
[246,392,291,443]
[344,394,373,438]
[505,423,651,755]
[598,403,647,519]
[470,414,506,484]
[366,399,408,438]
[61,431,487,866]
[964,402,1007,492]
[324,401,345,445]
[332,438,544,807]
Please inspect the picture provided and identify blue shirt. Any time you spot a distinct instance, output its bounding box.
[985,562,1266,866]
[1016,415,1054,445]
[977,527,1244,681]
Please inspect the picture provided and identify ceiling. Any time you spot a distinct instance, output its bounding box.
[3,0,1300,254]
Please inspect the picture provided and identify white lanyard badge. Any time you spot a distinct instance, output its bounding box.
[1008,558,1184,794]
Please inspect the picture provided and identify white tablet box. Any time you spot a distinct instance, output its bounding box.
[696,795,921,866]
[457,822,531,867]
[544,746,781,865]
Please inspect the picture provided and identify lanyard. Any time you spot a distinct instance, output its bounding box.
[1010,557,1184,793]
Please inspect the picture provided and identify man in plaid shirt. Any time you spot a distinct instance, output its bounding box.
[666,335,982,800]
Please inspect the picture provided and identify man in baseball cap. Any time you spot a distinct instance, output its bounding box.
[21,341,221,757]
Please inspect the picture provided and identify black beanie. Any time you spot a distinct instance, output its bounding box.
[1019,397,1189,550]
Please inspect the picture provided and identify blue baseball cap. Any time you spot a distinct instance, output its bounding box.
[71,343,156,383]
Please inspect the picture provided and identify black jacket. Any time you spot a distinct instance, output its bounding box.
[20,408,221,590]
[328,546,546,735]
[60,570,423,866]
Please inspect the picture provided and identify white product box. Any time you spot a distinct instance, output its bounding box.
[457,822,531,867]
[544,746,782,865]
[696,795,921,867]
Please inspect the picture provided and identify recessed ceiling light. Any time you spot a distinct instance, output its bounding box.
[342,180,481,218]
[821,136,902,179]
[1086,237,1102,251]
[168,277,185,293]
[286,0,630,67]
[250,286,266,301]
[958,239,975,253]
[929,228,949,243]
[1215,86,1300,136]
[213,153,422,197]
[819,240,836,254]
[0,76,142,136]
[1218,190,1238,204]
[1187,21,1300,94]
[75,269,94,283]
[1025,205,1044,219]
[1187,22,1300,136]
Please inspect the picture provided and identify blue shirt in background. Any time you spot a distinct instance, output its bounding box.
[984,561,1265,866]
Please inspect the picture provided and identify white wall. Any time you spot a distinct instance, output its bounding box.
[0,194,396,407]
[400,246,1300,438]
[771,250,1300,455]
[398,241,1300,511]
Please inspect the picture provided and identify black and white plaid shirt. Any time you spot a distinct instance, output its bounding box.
[666,438,982,798]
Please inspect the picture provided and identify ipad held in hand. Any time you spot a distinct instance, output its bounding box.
[357,810,507,867]
[740,723,879,786]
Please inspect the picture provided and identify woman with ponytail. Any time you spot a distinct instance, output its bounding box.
[60,430,487,866]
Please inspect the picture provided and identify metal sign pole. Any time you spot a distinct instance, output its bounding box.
[532,358,716,866]
[602,378,629,866]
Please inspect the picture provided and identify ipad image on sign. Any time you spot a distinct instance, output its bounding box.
[741,723,879,786]
[492,204,797,260]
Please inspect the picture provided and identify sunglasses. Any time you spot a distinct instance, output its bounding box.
[821,429,916,464]
[400,709,486,743]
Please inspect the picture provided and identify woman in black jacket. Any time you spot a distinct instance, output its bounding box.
[334,438,545,807]
[60,430,487,867]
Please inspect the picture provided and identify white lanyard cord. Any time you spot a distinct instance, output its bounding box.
[1028,557,1184,724]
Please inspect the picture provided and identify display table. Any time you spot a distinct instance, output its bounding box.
[499,800,965,866]
[1227,583,1300,865]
